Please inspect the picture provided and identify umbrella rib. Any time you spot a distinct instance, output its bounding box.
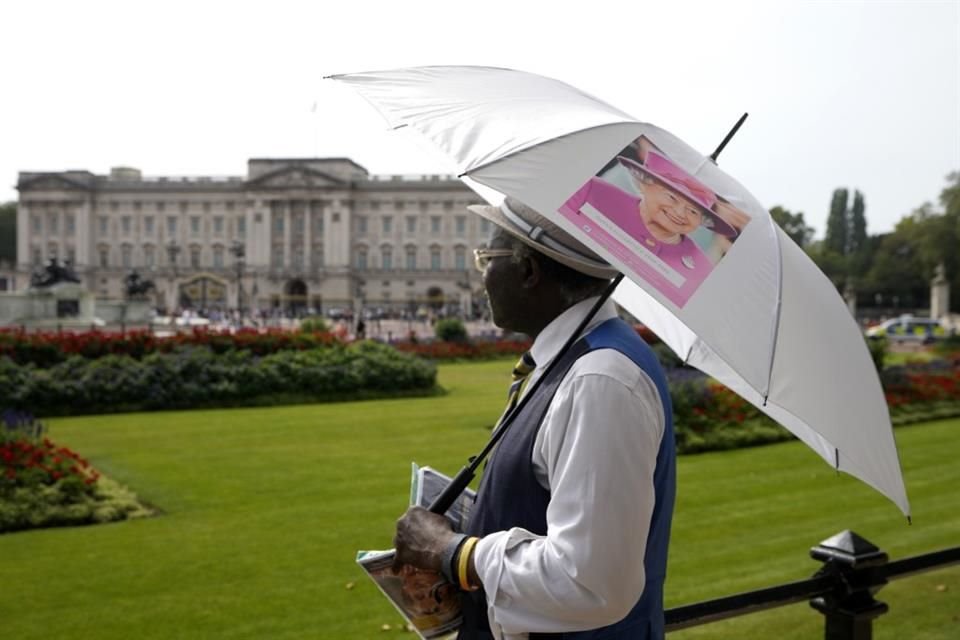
[761,218,786,402]
[459,120,641,177]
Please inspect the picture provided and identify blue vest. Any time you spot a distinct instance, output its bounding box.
[460,318,676,640]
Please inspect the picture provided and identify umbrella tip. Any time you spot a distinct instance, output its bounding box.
[709,112,749,164]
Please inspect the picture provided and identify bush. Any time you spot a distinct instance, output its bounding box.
[866,336,888,371]
[299,316,330,334]
[0,341,438,416]
[434,318,468,343]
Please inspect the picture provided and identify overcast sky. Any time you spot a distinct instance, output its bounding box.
[1,0,956,238]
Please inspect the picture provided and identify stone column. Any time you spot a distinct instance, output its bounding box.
[283,200,291,269]
[75,198,91,267]
[16,201,31,272]
[930,263,950,321]
[303,201,312,275]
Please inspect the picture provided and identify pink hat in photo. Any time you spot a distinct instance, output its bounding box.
[618,152,738,238]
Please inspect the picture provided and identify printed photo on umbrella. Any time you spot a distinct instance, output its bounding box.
[558,135,751,307]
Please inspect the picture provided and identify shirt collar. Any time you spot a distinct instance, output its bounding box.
[529,296,618,369]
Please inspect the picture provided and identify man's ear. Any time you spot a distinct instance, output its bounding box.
[519,255,541,289]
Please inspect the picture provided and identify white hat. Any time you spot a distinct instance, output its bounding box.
[467,197,618,279]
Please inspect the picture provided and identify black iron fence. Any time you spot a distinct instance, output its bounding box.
[665,530,960,639]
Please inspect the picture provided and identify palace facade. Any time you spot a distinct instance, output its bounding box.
[15,158,492,316]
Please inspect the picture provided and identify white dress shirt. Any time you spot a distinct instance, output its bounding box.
[472,297,666,639]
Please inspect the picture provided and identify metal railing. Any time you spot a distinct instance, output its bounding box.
[665,530,960,639]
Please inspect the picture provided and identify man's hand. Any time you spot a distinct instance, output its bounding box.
[393,505,458,573]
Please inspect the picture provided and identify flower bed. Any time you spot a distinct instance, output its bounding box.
[669,358,960,454]
[0,327,339,368]
[0,341,438,417]
[394,338,531,361]
[1,410,151,533]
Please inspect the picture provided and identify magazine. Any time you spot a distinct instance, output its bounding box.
[357,464,476,639]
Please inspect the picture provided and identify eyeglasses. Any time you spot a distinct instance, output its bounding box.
[473,248,514,272]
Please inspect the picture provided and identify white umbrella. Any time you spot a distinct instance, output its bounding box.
[331,66,910,517]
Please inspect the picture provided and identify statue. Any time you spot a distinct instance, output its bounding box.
[124,270,156,299]
[30,258,81,288]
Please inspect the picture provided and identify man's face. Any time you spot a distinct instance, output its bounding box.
[480,228,524,331]
[635,178,704,237]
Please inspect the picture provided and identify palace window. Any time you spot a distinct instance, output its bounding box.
[406,246,417,270]
[406,216,417,234]
[382,246,393,271]
[144,216,154,235]
[213,216,224,235]
[382,216,393,234]
[430,247,442,271]
[455,216,466,236]
[430,216,441,234]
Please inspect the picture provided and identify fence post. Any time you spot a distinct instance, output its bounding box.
[809,530,889,640]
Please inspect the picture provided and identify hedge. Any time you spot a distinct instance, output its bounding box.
[0,327,339,368]
[0,340,438,416]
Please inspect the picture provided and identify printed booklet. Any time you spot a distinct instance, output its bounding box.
[356,464,476,639]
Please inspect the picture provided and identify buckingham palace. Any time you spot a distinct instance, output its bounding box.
[13,157,493,318]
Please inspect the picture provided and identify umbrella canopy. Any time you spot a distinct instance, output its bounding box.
[331,66,909,517]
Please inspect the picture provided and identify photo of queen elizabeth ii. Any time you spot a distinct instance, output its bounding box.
[558,136,750,307]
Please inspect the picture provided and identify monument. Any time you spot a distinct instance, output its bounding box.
[0,258,103,328]
[930,263,950,322]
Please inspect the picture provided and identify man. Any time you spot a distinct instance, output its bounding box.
[394,197,676,639]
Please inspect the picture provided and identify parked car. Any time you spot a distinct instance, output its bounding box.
[865,316,948,344]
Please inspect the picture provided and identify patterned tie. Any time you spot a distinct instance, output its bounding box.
[505,351,536,414]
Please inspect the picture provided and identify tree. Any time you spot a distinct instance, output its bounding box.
[847,190,871,279]
[0,202,15,265]
[769,205,815,247]
[824,188,849,255]
[848,190,867,254]
[861,172,960,313]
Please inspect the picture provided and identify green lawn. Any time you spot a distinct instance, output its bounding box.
[2,359,957,639]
